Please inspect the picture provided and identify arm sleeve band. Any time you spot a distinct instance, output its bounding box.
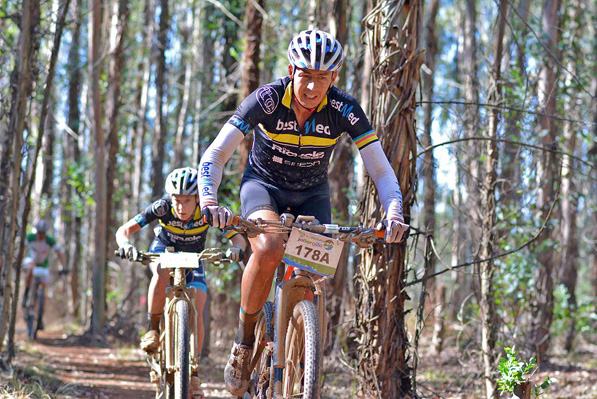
[198,124,245,205]
[359,142,404,220]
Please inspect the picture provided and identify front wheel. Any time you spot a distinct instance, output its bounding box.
[174,300,190,399]
[282,300,321,399]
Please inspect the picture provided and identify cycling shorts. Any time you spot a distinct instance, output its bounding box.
[32,267,50,283]
[240,169,332,224]
[149,240,207,293]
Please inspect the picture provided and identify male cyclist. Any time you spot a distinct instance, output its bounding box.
[22,220,68,330]
[198,29,409,395]
[115,167,246,399]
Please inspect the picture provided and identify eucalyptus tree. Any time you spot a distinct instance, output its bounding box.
[355,0,422,397]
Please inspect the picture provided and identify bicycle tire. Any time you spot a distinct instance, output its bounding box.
[34,284,44,339]
[250,301,274,399]
[25,289,35,340]
[174,300,190,399]
[282,300,321,399]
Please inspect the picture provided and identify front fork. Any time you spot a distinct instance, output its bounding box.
[164,268,199,375]
[271,269,324,398]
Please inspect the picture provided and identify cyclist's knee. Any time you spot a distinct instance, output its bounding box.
[251,235,285,265]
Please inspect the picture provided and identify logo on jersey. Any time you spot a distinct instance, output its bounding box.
[330,99,361,126]
[272,143,324,160]
[152,199,169,217]
[276,120,299,132]
[257,86,279,115]
[304,120,331,135]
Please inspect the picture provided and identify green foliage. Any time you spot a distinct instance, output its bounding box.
[497,346,553,397]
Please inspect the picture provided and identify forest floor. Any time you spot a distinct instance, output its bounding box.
[2,307,596,398]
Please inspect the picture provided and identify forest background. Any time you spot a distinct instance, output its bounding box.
[0,0,595,398]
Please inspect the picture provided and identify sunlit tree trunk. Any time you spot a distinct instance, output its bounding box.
[90,0,107,333]
[173,0,193,168]
[355,1,422,397]
[478,1,507,397]
[558,0,582,352]
[65,0,83,319]
[530,0,562,361]
[237,0,264,173]
[151,0,169,199]
[132,0,155,208]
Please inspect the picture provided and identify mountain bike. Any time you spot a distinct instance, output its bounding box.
[224,213,402,399]
[115,247,233,399]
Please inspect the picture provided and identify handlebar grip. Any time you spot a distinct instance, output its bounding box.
[375,220,388,239]
[202,207,212,225]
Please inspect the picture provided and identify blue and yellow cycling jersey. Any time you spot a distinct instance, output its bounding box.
[134,197,213,252]
[227,76,379,191]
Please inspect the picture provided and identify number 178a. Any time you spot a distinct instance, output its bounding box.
[295,245,329,264]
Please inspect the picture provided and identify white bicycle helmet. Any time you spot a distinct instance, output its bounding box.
[287,29,344,72]
[33,220,48,234]
[165,167,199,195]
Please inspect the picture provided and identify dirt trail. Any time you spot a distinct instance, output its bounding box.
[14,326,234,399]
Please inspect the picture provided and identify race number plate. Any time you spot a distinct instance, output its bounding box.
[159,252,199,269]
[283,228,345,276]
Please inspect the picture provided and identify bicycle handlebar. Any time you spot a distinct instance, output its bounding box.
[218,213,408,247]
[113,248,235,265]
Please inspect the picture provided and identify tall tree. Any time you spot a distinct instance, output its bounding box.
[237,0,265,173]
[530,0,562,361]
[151,0,169,199]
[65,0,83,318]
[478,1,508,397]
[558,0,582,352]
[132,0,155,208]
[421,0,442,353]
[90,0,107,333]
[105,0,130,253]
[173,0,194,168]
[355,0,422,397]
[0,0,41,353]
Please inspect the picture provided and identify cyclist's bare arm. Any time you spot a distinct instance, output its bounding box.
[115,219,142,248]
[198,124,244,206]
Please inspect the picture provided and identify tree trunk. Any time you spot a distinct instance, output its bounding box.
[478,2,507,397]
[355,1,422,397]
[421,0,439,313]
[0,0,41,353]
[237,0,264,173]
[90,0,107,333]
[173,0,193,168]
[558,0,582,352]
[105,0,130,257]
[530,0,562,361]
[151,0,169,199]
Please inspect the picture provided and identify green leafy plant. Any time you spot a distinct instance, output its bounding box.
[497,346,553,397]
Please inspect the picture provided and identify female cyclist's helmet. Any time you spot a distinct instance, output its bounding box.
[165,167,199,195]
[33,220,48,234]
[287,29,344,72]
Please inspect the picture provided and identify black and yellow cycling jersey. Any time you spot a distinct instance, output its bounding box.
[134,197,217,252]
[227,76,379,191]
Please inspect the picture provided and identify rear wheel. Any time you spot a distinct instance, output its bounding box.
[282,300,321,399]
[174,300,190,399]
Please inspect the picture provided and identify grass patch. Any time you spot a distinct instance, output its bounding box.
[1,362,75,399]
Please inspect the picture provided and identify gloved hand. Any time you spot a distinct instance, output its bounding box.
[118,245,140,261]
[58,268,70,276]
[225,246,244,262]
[202,205,234,229]
[377,219,410,243]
